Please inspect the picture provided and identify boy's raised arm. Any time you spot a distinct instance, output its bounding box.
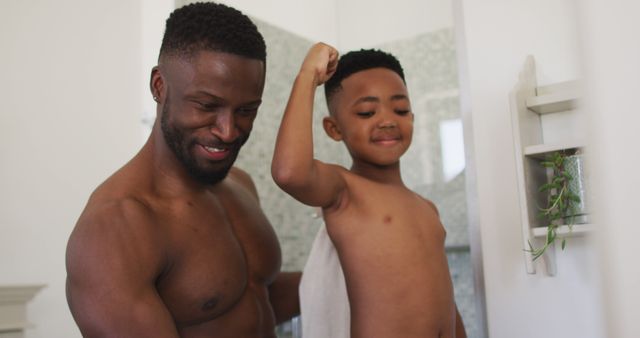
[272,43,345,208]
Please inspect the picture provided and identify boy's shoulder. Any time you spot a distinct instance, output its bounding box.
[412,193,440,216]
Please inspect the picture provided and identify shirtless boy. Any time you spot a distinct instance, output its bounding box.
[272,43,466,337]
[66,3,299,337]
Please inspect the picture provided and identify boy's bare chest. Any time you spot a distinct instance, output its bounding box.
[154,191,281,327]
[339,183,436,222]
[325,181,446,248]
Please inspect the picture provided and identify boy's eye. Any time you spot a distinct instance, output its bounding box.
[356,111,374,117]
[395,109,411,116]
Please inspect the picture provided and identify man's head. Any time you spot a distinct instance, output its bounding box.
[159,2,266,63]
[151,2,266,185]
[322,49,413,167]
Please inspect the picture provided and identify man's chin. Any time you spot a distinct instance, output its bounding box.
[189,166,232,185]
[183,146,241,185]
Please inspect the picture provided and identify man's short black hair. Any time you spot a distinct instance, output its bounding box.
[159,2,266,62]
[324,49,405,106]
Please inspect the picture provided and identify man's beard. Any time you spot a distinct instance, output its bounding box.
[160,102,243,185]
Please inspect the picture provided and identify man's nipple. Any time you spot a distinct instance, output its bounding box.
[202,296,220,312]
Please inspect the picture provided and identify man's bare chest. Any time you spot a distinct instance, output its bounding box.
[152,192,281,327]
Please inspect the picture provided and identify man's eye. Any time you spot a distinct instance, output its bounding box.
[356,111,374,117]
[196,102,220,111]
[237,107,258,117]
[395,110,410,116]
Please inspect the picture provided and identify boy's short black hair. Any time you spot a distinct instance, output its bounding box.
[324,49,405,107]
[159,2,266,62]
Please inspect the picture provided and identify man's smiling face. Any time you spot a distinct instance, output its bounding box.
[160,50,265,184]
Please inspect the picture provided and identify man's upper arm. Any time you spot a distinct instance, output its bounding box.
[66,199,180,338]
[268,271,302,325]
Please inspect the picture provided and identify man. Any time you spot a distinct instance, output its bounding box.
[66,3,300,337]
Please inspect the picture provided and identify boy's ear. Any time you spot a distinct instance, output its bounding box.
[322,116,343,141]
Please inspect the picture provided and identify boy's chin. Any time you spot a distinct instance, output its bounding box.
[355,158,402,168]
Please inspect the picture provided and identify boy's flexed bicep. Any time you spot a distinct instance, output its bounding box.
[272,42,346,208]
[277,159,348,208]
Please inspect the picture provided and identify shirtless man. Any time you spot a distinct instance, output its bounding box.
[272,43,466,337]
[65,3,300,337]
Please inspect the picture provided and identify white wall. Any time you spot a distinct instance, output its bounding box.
[455,0,604,337]
[141,0,175,139]
[335,0,453,51]
[216,0,452,51]
[578,1,640,337]
[0,1,144,337]
[210,0,339,46]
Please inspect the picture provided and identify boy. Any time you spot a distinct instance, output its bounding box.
[272,42,466,337]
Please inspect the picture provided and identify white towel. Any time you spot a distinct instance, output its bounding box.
[299,224,350,338]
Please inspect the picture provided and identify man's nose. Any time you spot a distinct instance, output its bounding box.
[211,110,239,143]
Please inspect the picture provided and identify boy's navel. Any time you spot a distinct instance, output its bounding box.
[383,215,392,224]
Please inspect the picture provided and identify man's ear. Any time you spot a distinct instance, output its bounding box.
[323,116,343,141]
[150,66,164,102]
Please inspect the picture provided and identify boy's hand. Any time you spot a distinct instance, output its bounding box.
[300,42,339,86]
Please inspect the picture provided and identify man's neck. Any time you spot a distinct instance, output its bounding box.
[143,126,214,196]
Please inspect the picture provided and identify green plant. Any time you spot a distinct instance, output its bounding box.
[527,151,582,260]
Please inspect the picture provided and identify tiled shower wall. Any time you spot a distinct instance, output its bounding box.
[235,20,480,338]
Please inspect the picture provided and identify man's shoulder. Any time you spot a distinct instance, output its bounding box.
[226,166,259,198]
[81,194,154,226]
[68,194,166,277]
[71,192,161,252]
[83,159,159,224]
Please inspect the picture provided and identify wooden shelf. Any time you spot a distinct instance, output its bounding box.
[524,143,583,159]
[531,224,594,238]
[525,80,580,114]
[510,57,586,276]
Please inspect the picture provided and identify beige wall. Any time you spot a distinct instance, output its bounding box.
[456,0,605,337]
[0,1,143,337]
[216,0,453,51]
[579,1,640,337]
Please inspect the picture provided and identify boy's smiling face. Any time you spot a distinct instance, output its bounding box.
[324,67,413,167]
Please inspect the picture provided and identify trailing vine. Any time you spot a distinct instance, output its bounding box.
[527,151,582,260]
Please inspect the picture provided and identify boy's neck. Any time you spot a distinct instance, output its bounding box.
[350,161,405,186]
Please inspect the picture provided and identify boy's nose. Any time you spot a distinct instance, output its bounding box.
[211,110,239,143]
[377,119,398,129]
[377,107,400,129]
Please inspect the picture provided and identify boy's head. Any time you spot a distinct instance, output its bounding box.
[324,49,405,114]
[322,49,413,167]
